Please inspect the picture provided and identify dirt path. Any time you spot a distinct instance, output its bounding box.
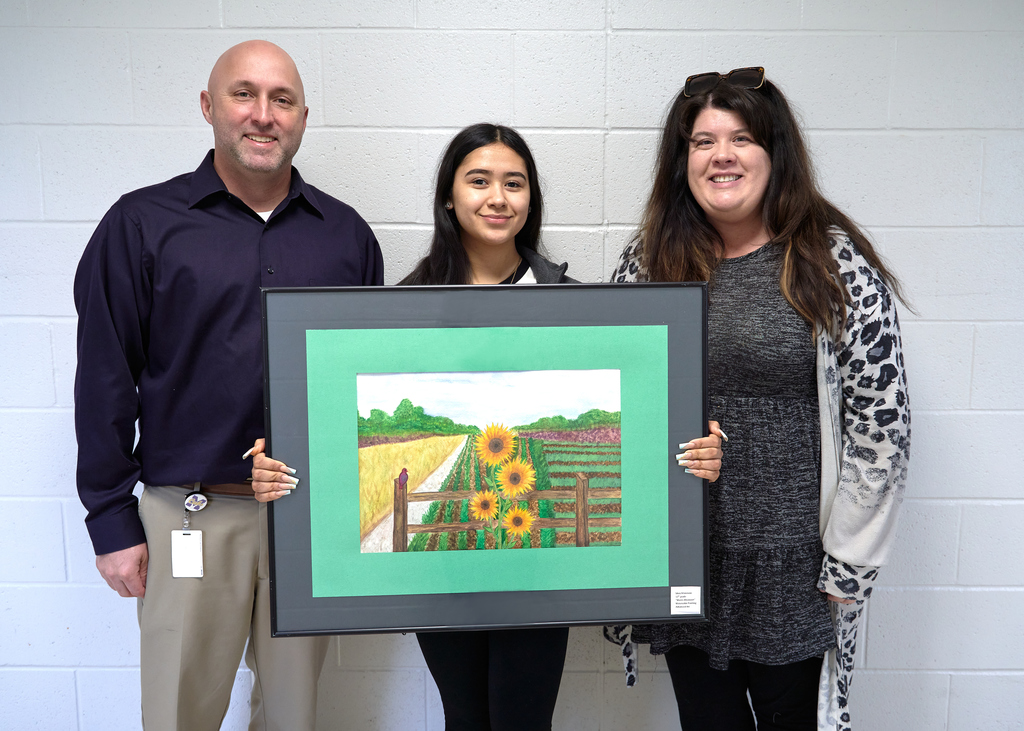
[359,435,468,553]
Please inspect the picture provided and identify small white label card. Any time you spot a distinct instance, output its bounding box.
[670,586,701,615]
[171,530,204,578]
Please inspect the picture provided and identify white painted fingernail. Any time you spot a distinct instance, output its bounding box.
[242,448,255,459]
[684,468,696,474]
[720,430,729,442]
[283,476,299,485]
[679,442,693,450]
[286,467,297,475]
[678,460,691,466]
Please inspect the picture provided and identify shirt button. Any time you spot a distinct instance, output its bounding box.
[267,267,275,274]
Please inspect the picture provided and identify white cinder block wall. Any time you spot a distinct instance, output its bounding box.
[2,1,1022,728]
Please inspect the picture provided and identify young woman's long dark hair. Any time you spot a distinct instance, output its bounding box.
[638,78,908,337]
[400,123,544,286]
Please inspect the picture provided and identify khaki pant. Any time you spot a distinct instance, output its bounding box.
[138,485,329,731]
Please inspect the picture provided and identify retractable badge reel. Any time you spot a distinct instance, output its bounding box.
[171,489,207,578]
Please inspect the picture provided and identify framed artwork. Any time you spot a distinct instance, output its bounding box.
[262,283,707,635]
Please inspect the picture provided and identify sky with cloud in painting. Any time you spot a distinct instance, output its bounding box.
[357,369,620,428]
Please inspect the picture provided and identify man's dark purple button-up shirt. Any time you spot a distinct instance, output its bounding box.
[74,151,384,555]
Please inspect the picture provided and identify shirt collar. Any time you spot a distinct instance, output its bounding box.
[188,149,325,219]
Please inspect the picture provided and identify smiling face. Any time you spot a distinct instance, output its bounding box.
[200,41,308,187]
[686,107,771,233]
[450,143,531,255]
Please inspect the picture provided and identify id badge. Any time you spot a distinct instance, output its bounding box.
[171,530,204,577]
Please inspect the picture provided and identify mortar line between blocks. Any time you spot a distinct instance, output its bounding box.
[860,591,870,667]
[601,0,611,279]
[35,130,46,221]
[317,33,326,127]
[886,34,898,130]
[15,123,1022,133]
[59,499,71,583]
[511,32,516,125]
[0,497,86,505]
[856,669,1024,676]
[125,31,135,125]
[74,666,84,731]
[901,320,1024,326]
[873,586,1024,593]
[953,503,964,583]
[422,666,430,730]
[977,136,987,224]
[414,134,424,226]
[607,28,1024,36]
[913,408,1024,414]
[967,325,978,409]
[603,0,611,128]
[47,322,59,407]
[0,315,78,323]
[943,672,952,729]
[901,498,1024,505]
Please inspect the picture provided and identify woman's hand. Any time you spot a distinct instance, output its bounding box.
[676,420,726,482]
[243,438,299,502]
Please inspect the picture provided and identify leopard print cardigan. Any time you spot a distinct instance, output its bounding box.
[605,231,911,731]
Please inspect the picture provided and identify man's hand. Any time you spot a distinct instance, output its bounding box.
[96,543,149,598]
[245,438,299,503]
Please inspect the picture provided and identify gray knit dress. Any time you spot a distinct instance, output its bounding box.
[631,242,834,670]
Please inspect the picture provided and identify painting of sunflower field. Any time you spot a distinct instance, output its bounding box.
[356,370,622,553]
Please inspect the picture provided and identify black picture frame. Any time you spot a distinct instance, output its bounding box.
[262,283,708,636]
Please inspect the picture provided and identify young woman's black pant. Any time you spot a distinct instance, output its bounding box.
[416,627,570,731]
[665,645,822,731]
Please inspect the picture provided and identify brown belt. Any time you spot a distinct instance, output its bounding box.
[179,482,254,497]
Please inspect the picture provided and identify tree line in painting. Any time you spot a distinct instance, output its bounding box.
[514,408,620,432]
[358,398,477,446]
[359,399,620,440]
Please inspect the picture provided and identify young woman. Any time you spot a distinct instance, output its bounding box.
[250,123,723,730]
[400,123,572,731]
[400,123,569,287]
[609,69,911,731]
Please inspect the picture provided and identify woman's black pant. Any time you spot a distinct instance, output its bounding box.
[416,626,570,731]
[665,644,822,731]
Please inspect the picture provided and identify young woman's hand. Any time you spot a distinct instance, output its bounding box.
[243,438,300,502]
[676,420,726,482]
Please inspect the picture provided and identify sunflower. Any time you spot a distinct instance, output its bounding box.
[501,506,534,538]
[469,490,499,521]
[474,424,517,466]
[496,458,536,498]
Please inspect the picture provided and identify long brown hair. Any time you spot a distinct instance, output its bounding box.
[400,124,543,286]
[638,77,908,336]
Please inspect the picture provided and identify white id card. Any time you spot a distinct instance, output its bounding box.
[171,530,204,577]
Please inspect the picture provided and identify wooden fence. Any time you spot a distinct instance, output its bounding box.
[392,472,621,551]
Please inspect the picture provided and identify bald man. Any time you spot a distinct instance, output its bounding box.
[74,41,383,730]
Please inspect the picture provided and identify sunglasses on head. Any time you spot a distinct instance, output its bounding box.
[682,66,765,98]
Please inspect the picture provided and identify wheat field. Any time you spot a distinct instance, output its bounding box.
[358,435,466,539]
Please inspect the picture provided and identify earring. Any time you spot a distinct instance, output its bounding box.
[445,202,453,210]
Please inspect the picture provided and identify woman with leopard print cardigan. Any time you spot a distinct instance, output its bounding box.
[605,69,910,731]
